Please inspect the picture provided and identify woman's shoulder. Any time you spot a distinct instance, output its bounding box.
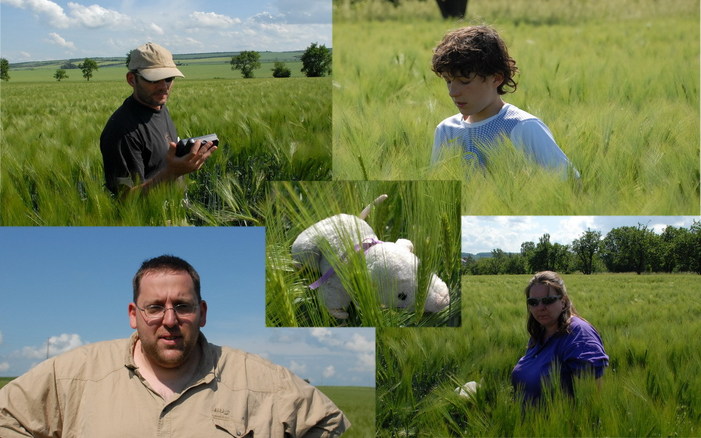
[567,316,604,341]
[560,316,609,365]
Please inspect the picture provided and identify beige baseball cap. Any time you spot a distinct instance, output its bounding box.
[128,42,184,81]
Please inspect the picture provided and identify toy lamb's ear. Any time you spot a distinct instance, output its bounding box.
[359,194,388,220]
[394,238,414,253]
[291,218,332,272]
[291,229,323,272]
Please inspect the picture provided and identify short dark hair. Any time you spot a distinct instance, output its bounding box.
[132,255,201,303]
[432,25,518,95]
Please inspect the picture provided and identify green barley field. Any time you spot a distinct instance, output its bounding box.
[1,59,330,225]
[319,386,375,438]
[265,180,461,328]
[0,377,13,390]
[333,0,700,215]
[376,273,701,437]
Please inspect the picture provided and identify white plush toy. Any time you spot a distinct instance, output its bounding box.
[455,381,480,400]
[290,195,450,319]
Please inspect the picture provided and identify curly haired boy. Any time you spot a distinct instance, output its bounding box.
[431,25,577,176]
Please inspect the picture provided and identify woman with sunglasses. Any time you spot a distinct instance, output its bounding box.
[511,271,609,404]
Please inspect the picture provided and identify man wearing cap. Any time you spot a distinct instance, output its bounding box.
[0,255,351,437]
[100,42,216,196]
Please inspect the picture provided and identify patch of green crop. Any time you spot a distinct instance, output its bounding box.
[333,0,700,214]
[0,77,331,225]
[318,386,375,438]
[376,273,701,436]
[265,180,461,327]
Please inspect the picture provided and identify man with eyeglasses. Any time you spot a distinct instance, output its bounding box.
[0,255,350,437]
[100,42,217,196]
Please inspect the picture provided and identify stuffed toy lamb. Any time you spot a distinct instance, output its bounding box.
[290,195,450,319]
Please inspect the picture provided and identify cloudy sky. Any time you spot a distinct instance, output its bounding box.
[462,216,699,254]
[0,0,332,62]
[0,227,374,387]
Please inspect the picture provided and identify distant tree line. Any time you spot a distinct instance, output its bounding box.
[231,42,331,79]
[463,221,701,275]
[4,43,330,83]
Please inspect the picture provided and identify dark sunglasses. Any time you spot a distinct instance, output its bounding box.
[527,296,561,307]
[135,72,174,84]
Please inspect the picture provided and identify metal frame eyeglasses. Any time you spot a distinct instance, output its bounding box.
[135,303,199,320]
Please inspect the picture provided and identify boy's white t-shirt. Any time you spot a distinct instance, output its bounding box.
[432,103,576,175]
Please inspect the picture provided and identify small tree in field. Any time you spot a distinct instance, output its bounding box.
[231,51,261,78]
[53,69,69,81]
[300,43,332,77]
[0,58,10,82]
[78,58,98,81]
[272,61,291,78]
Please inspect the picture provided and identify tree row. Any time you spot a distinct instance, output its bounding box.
[463,221,701,275]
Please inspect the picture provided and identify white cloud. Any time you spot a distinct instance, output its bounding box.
[288,360,307,375]
[190,11,241,28]
[0,331,3,345]
[345,333,374,353]
[20,334,84,360]
[351,352,375,372]
[149,22,164,35]
[322,365,335,378]
[2,0,130,28]
[47,32,76,50]
[3,0,71,27]
[310,330,374,374]
[309,327,335,344]
[0,362,9,373]
[67,2,130,28]
[250,11,281,24]
[310,327,331,338]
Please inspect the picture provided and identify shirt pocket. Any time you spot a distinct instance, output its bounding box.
[212,417,254,437]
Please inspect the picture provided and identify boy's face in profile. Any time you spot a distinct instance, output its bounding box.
[441,72,504,123]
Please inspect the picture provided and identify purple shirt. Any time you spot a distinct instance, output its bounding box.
[511,316,609,402]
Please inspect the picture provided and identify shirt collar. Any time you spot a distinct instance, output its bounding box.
[124,331,216,384]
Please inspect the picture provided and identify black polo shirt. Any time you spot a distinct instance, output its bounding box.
[100,95,178,195]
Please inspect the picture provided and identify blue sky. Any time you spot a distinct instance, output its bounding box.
[0,227,374,386]
[462,216,700,254]
[0,0,332,62]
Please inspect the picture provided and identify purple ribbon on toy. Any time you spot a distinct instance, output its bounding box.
[308,237,383,290]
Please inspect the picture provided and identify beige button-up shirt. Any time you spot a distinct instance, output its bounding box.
[0,333,350,437]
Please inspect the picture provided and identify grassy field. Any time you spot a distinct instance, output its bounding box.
[333,0,700,215]
[0,377,13,390]
[319,386,375,437]
[5,51,309,82]
[265,180,461,327]
[1,72,331,225]
[376,273,701,436]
